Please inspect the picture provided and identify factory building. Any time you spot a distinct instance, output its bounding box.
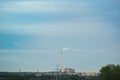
[64,68,75,74]
[78,72,99,77]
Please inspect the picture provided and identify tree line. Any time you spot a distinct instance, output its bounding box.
[0,64,120,80]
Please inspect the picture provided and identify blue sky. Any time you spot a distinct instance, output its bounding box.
[0,0,120,72]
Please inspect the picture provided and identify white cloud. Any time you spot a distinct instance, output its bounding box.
[0,1,93,14]
[0,18,114,37]
[1,1,116,37]
[0,49,56,54]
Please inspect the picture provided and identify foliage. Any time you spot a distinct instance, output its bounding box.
[0,74,97,80]
[98,64,120,80]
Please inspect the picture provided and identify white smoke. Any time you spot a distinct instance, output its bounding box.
[62,48,71,51]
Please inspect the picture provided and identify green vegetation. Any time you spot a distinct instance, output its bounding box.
[98,64,120,80]
[0,74,97,80]
[0,64,120,80]
[1,75,95,80]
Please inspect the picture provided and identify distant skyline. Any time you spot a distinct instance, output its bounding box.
[0,0,120,72]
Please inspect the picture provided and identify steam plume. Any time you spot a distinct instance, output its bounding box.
[62,48,71,51]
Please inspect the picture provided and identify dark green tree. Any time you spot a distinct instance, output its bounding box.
[69,75,82,80]
[98,64,120,80]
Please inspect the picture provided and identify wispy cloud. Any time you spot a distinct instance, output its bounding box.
[0,49,56,54]
[0,1,93,14]
[0,19,117,37]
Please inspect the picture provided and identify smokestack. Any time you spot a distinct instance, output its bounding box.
[59,48,71,73]
[59,49,63,73]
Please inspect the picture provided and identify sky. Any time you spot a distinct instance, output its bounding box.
[0,0,120,72]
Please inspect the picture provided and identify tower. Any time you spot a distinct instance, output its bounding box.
[59,49,63,73]
[59,48,71,73]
